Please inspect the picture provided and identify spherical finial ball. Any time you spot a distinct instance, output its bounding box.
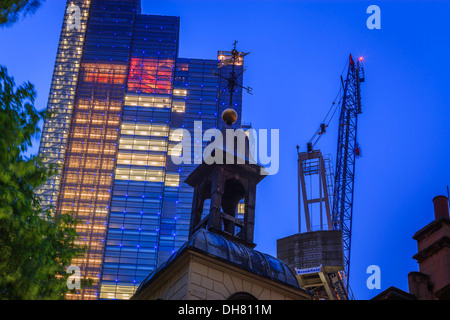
[222,108,238,126]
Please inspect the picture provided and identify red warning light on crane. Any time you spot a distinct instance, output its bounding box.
[359,57,364,62]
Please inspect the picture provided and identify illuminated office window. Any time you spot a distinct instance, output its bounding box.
[127,57,175,95]
[165,173,180,187]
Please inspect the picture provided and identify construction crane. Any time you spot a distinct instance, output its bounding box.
[332,54,365,290]
[296,54,365,299]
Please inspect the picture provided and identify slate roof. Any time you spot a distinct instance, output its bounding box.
[134,228,303,296]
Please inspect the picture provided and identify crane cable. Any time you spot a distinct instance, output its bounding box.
[307,59,349,148]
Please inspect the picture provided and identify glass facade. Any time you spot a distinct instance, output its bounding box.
[37,0,92,212]
[38,0,245,300]
[57,0,141,300]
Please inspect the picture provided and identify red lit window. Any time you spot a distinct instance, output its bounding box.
[127,57,175,94]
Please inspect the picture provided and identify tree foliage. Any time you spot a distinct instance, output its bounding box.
[0,66,85,300]
[0,0,44,27]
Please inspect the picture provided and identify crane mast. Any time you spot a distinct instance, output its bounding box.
[332,54,365,290]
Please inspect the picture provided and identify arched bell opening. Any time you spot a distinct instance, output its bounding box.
[221,178,246,235]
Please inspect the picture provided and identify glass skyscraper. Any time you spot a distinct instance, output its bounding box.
[37,0,245,300]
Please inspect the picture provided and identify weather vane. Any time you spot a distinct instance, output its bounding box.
[214,41,253,113]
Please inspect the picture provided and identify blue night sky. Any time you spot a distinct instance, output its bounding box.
[1,0,449,300]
